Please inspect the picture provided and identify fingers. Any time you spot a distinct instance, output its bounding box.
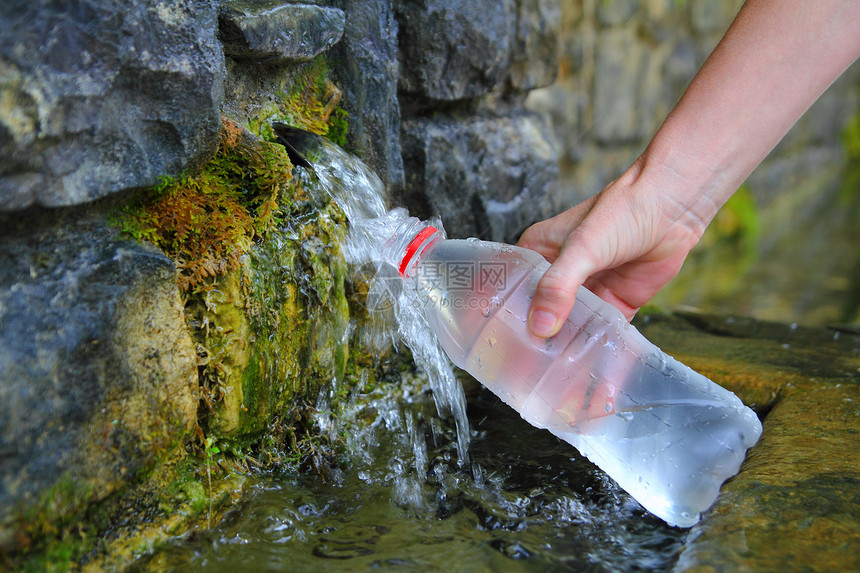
[583,272,639,321]
[516,200,594,262]
[527,237,596,337]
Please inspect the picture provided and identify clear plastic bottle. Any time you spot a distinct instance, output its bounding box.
[384,216,762,528]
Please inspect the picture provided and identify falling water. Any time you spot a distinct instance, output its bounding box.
[296,137,474,469]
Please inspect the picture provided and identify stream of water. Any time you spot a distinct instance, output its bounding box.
[132,135,687,571]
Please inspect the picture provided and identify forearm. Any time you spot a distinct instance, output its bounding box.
[520,0,860,334]
[638,0,860,235]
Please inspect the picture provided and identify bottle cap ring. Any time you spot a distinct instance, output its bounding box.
[398,226,438,276]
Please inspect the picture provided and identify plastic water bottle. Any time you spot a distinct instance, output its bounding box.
[384,216,762,528]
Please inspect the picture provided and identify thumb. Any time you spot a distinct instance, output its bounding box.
[527,242,596,338]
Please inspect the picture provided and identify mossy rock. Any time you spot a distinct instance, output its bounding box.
[188,198,351,443]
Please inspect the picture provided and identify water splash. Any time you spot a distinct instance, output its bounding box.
[294,136,472,468]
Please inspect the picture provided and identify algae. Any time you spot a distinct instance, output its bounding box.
[187,198,351,445]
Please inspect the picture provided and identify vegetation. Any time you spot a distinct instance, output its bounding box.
[652,183,760,308]
[248,56,349,148]
[840,111,860,202]
[114,118,294,291]
[115,56,350,293]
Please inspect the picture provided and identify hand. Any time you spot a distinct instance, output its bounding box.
[517,161,703,336]
[517,0,860,338]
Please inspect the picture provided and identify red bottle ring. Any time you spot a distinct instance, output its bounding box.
[398,226,438,276]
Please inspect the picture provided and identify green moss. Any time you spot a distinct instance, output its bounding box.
[8,475,100,572]
[245,56,349,146]
[114,118,292,291]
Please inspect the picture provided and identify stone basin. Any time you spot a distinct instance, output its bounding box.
[635,311,860,571]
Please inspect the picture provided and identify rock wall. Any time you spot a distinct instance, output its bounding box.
[0,1,358,565]
[0,0,224,210]
[333,0,859,323]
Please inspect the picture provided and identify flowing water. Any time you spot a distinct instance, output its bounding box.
[133,136,687,571]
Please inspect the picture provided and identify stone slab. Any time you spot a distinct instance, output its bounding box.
[219,1,346,64]
[634,312,860,572]
[0,0,224,211]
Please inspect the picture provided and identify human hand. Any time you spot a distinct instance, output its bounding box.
[517,163,704,337]
[515,0,860,340]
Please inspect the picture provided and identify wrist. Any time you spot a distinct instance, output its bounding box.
[632,128,738,241]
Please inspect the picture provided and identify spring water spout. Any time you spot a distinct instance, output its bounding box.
[275,125,473,469]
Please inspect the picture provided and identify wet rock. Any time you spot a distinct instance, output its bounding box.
[635,312,860,572]
[675,384,860,572]
[394,0,516,101]
[401,112,559,243]
[0,210,198,546]
[0,0,224,211]
[219,2,346,64]
[329,0,405,192]
[189,202,351,441]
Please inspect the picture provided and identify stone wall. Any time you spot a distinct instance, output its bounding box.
[0,0,359,564]
[332,0,859,323]
[328,0,564,244]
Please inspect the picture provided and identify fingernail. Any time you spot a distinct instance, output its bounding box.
[529,309,557,337]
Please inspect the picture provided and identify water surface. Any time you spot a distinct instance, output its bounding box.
[134,375,685,572]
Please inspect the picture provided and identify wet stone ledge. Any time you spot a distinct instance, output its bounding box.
[219,1,346,64]
[633,312,860,572]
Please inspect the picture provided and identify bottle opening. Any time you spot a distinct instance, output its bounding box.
[398,226,438,276]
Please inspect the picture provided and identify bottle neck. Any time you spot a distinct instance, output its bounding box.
[382,216,445,278]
